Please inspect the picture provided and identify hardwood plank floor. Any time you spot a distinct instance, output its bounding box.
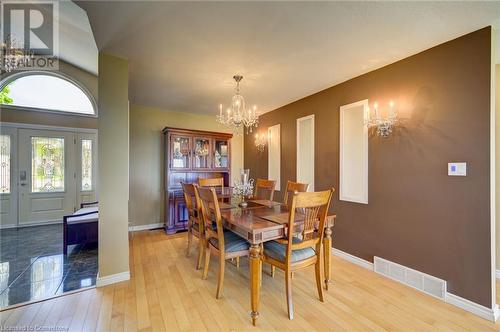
[1,229,500,331]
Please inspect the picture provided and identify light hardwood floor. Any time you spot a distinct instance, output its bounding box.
[1,230,500,331]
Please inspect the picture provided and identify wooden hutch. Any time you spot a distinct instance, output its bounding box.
[163,127,232,234]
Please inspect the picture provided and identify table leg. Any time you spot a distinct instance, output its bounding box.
[324,226,332,290]
[249,243,261,326]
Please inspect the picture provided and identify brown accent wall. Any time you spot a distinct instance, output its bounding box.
[244,27,492,306]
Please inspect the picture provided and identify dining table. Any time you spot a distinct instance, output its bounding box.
[217,197,336,326]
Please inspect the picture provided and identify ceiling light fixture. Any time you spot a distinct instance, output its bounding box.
[216,75,259,134]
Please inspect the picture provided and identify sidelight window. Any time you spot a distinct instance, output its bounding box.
[81,139,93,191]
[0,135,11,193]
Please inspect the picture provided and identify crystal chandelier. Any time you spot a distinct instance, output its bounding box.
[216,75,259,134]
[1,35,34,73]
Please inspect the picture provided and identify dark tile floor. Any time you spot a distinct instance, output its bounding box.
[0,224,98,309]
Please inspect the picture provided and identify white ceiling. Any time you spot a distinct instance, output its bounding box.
[75,1,500,115]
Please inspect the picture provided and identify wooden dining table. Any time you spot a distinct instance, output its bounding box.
[217,198,336,326]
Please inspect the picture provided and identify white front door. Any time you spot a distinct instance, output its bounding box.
[18,129,77,226]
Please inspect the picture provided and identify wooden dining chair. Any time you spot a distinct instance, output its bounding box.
[262,188,334,320]
[283,181,309,207]
[254,178,277,201]
[265,180,310,278]
[198,177,224,189]
[197,186,250,299]
[181,182,204,270]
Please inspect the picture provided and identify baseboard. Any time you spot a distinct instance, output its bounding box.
[1,220,62,229]
[96,271,130,287]
[128,223,164,232]
[333,248,498,322]
[445,292,499,322]
[332,248,374,270]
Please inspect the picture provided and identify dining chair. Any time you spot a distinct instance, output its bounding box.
[262,188,334,320]
[181,182,204,270]
[266,180,310,278]
[254,178,277,201]
[197,186,250,299]
[198,177,224,190]
[283,181,309,207]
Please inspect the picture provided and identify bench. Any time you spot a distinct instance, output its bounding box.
[63,201,99,254]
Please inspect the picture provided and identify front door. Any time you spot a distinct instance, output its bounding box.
[18,129,77,226]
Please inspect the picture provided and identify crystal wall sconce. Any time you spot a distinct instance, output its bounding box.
[366,100,399,137]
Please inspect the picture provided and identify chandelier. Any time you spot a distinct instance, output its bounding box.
[216,75,259,134]
[1,35,33,73]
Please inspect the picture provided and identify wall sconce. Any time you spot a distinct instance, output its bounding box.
[254,132,267,152]
[367,100,399,137]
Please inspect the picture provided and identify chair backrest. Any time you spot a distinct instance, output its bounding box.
[199,177,224,190]
[283,181,309,206]
[254,178,276,201]
[196,186,225,250]
[285,188,334,263]
[181,182,202,230]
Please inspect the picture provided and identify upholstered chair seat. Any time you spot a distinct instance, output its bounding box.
[209,231,250,253]
[264,238,316,263]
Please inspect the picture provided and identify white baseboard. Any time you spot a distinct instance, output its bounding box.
[333,248,498,322]
[128,223,164,232]
[445,292,499,322]
[96,271,130,287]
[332,248,374,270]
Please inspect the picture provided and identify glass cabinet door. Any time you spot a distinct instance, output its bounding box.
[171,135,191,169]
[193,137,210,169]
[213,139,229,169]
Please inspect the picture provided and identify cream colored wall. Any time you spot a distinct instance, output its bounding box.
[496,63,500,269]
[129,104,244,227]
[97,53,130,279]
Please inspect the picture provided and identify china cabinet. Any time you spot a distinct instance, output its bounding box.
[163,127,232,234]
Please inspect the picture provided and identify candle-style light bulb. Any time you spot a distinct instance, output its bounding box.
[389,100,396,118]
[373,102,379,120]
[219,104,223,118]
